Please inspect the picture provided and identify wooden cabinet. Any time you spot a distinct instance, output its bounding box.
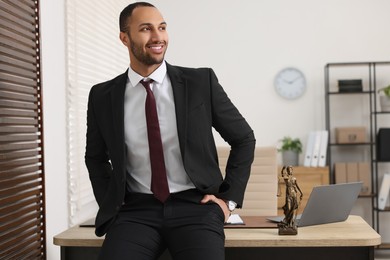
[277,166,329,215]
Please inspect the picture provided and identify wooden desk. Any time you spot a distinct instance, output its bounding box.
[54,215,380,260]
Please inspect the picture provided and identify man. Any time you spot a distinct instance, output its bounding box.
[85,2,255,259]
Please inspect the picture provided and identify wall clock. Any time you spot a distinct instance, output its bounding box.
[274,67,306,100]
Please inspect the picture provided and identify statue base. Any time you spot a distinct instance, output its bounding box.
[278,223,298,235]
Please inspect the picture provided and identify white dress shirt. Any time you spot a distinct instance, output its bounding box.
[124,61,195,194]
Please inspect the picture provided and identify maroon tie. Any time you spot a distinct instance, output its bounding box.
[140,79,170,202]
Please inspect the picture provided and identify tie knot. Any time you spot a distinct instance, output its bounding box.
[140,79,153,90]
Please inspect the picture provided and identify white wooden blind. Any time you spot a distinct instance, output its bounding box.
[66,0,129,226]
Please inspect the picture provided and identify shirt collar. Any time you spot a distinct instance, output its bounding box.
[127,61,167,87]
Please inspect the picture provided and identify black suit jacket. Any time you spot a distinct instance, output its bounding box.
[85,63,256,236]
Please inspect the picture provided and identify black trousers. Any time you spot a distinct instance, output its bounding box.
[98,189,225,260]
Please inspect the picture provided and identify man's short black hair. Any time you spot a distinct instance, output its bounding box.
[119,2,155,32]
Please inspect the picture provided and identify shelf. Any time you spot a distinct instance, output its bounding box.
[373,111,390,115]
[326,61,390,66]
[374,207,390,212]
[359,193,376,198]
[377,243,390,249]
[328,91,373,95]
[329,142,372,146]
[373,160,390,163]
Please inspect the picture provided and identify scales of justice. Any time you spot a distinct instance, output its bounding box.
[277,166,303,235]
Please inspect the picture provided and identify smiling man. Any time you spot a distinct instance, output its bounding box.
[120,5,167,75]
[85,2,255,260]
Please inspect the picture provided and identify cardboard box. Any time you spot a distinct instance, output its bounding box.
[358,162,371,195]
[347,163,359,182]
[335,163,347,184]
[336,127,366,144]
[335,162,371,195]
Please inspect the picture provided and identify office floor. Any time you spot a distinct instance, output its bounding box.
[375,249,390,259]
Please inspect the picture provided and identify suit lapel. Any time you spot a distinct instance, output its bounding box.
[167,63,187,158]
[110,70,128,163]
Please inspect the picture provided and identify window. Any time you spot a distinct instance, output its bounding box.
[66,0,128,226]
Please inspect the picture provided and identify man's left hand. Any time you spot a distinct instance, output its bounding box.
[200,194,230,223]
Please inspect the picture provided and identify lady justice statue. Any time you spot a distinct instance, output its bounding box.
[278,166,303,235]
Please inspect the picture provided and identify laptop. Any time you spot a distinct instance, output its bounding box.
[268,182,362,227]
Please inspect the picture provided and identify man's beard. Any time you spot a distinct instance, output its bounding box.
[129,34,165,66]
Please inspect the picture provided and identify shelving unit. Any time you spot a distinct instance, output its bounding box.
[324,61,390,248]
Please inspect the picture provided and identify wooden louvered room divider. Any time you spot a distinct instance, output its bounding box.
[0,0,46,258]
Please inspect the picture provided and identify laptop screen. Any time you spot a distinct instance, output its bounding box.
[268,182,362,227]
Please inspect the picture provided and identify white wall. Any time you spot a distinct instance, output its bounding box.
[40,0,390,258]
[157,0,390,149]
[40,0,68,258]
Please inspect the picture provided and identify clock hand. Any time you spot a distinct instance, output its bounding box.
[283,77,301,84]
[283,79,296,84]
[291,76,302,83]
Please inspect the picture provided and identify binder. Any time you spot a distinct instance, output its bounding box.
[377,128,390,161]
[303,131,316,167]
[310,131,322,167]
[378,173,390,210]
[318,130,329,167]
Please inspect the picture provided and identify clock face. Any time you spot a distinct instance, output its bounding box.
[274,67,306,100]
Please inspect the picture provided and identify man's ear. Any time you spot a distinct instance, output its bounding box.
[119,32,129,46]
